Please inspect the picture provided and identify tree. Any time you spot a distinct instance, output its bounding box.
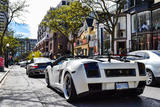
[0,0,28,56]
[15,51,30,62]
[27,51,43,60]
[81,0,126,53]
[43,1,90,55]
[3,34,20,57]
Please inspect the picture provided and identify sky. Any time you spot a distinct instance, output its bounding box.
[10,0,60,39]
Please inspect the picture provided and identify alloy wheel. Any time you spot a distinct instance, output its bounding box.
[146,71,153,85]
[64,74,72,99]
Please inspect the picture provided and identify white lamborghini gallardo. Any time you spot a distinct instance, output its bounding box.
[45,56,147,101]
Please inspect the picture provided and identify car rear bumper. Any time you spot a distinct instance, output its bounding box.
[29,69,45,76]
[73,76,147,95]
[78,81,146,97]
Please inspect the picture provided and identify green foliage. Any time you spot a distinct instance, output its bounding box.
[44,1,90,36]
[14,57,20,62]
[42,1,90,55]
[27,51,43,60]
[3,34,20,56]
[15,52,30,61]
[0,0,28,56]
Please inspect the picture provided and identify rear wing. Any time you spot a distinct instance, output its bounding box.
[89,54,142,62]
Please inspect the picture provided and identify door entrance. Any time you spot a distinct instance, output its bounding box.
[117,41,126,54]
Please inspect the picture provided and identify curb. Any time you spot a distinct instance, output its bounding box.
[0,70,10,84]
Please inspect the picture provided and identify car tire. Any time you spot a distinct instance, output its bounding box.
[146,70,156,86]
[26,70,28,75]
[28,72,33,77]
[63,73,77,102]
[45,72,50,88]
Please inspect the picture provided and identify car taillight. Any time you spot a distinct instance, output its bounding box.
[31,65,38,69]
[84,62,100,78]
[138,62,146,76]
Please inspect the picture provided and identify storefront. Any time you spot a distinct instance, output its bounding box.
[116,41,126,54]
[131,33,152,51]
[152,7,160,50]
[131,11,151,34]
[153,33,160,50]
[131,10,152,51]
[74,44,89,56]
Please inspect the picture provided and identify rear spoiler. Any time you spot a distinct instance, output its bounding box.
[90,54,142,62]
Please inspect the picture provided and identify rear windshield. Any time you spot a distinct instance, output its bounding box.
[34,58,51,63]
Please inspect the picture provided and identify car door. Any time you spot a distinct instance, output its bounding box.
[54,59,67,85]
[50,58,66,86]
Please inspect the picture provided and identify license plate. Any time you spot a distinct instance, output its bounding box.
[116,83,128,90]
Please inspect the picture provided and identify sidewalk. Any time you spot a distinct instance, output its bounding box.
[0,67,10,83]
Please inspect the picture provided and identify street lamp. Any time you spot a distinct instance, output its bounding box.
[6,43,9,68]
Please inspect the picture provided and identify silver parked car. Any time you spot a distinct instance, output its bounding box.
[128,50,160,85]
[26,57,51,77]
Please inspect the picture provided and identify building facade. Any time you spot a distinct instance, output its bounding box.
[35,5,69,59]
[34,25,50,56]
[56,0,75,8]
[16,39,37,56]
[123,0,160,51]
[0,0,8,33]
[102,0,160,54]
[49,32,68,59]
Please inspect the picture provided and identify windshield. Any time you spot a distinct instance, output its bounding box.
[34,58,51,63]
[152,51,160,57]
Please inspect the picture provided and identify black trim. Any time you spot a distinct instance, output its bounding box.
[155,77,160,83]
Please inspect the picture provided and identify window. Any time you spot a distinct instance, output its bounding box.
[131,11,151,33]
[67,2,70,5]
[152,8,160,30]
[135,0,142,5]
[46,42,48,46]
[34,58,51,63]
[130,0,135,7]
[50,43,52,50]
[46,48,48,52]
[62,1,66,5]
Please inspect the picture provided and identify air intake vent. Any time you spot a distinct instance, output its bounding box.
[137,62,146,76]
[105,69,136,77]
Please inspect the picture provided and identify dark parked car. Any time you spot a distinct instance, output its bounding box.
[26,57,51,77]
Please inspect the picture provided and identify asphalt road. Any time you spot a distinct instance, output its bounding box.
[0,65,160,107]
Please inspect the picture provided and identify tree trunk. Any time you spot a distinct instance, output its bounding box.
[111,31,115,54]
[71,35,76,56]
[71,42,74,56]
